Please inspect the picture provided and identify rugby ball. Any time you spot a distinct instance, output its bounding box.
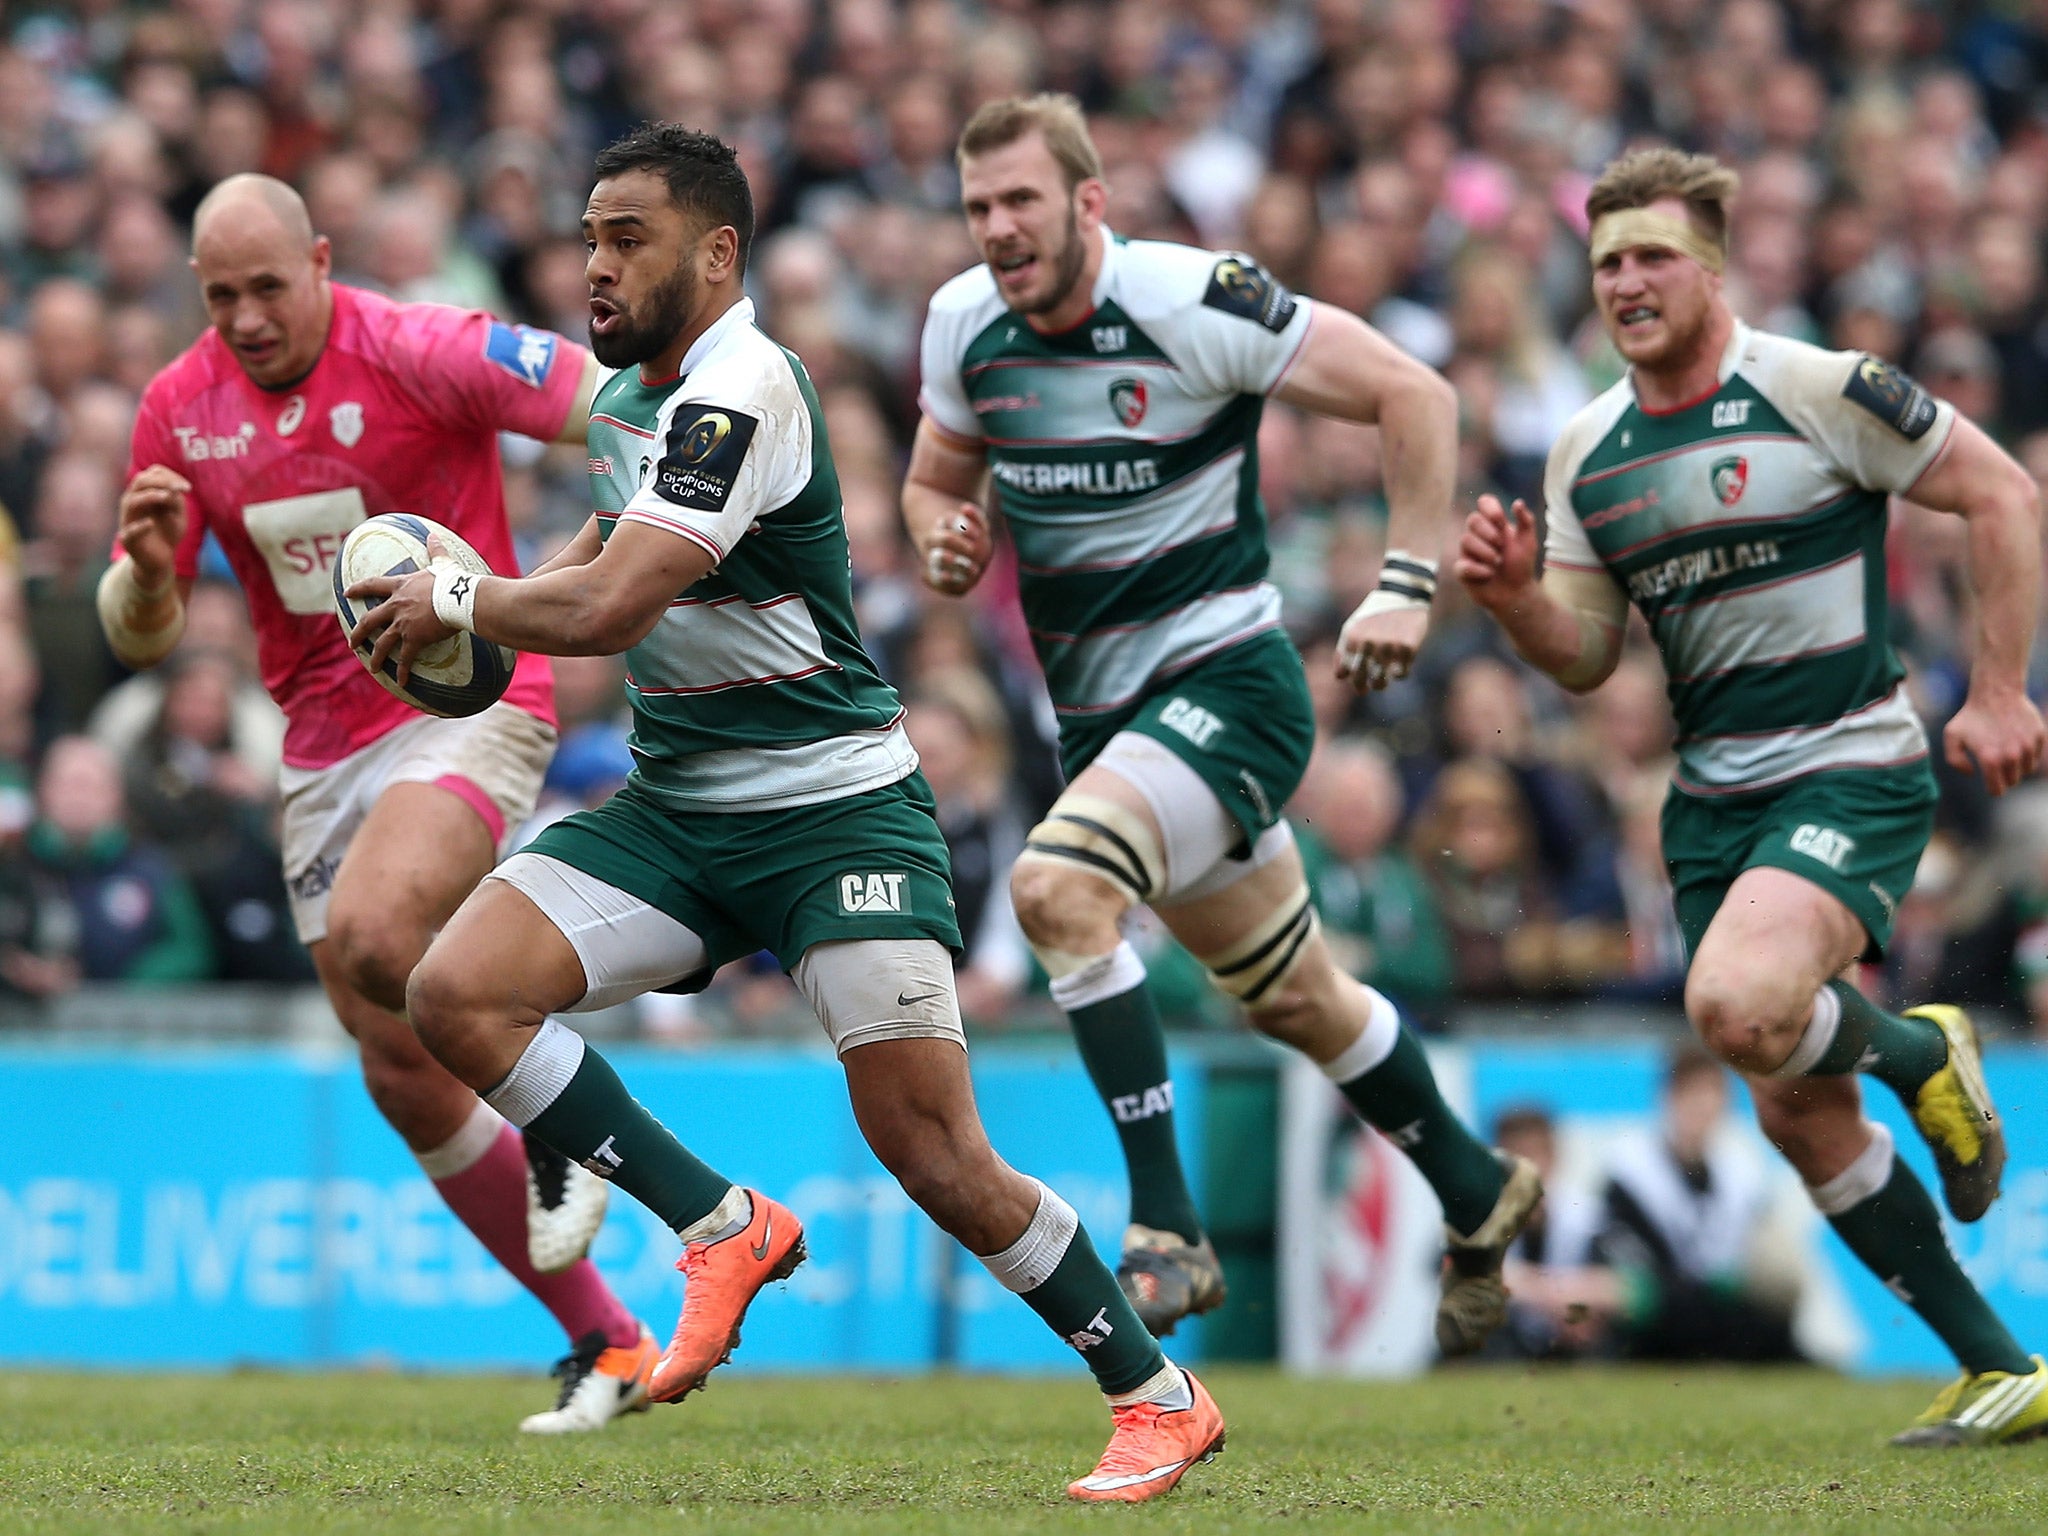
[332,513,517,719]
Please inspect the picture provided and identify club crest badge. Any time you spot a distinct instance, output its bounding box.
[329,401,365,448]
[1710,454,1748,507]
[1108,377,1148,429]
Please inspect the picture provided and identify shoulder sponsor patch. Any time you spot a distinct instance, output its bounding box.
[1842,355,1938,440]
[483,321,560,388]
[1202,255,1298,334]
[654,405,759,511]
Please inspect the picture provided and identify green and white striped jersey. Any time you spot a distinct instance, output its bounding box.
[1544,321,1956,796]
[918,233,1313,741]
[585,298,913,812]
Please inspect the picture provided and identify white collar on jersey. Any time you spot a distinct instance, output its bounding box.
[1089,226,1120,311]
[677,296,757,379]
[1715,318,1750,383]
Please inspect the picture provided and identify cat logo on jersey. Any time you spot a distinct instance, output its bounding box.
[1108,377,1148,428]
[1710,454,1748,506]
[1203,255,1298,333]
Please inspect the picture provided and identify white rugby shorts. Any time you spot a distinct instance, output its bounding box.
[278,703,556,943]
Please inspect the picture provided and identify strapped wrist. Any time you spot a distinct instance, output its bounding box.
[430,563,482,632]
[1372,548,1439,610]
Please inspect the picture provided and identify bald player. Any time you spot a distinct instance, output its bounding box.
[98,175,656,1433]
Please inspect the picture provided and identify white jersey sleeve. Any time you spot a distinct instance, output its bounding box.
[915,266,1003,444]
[619,344,814,561]
[1540,378,1634,575]
[1119,241,1314,398]
[1745,337,1957,495]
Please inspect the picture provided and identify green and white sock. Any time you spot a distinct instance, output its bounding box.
[976,1178,1176,1399]
[487,1019,734,1237]
[1812,1123,2029,1377]
[1324,987,1507,1237]
[1773,983,1950,1103]
[1053,943,1206,1245]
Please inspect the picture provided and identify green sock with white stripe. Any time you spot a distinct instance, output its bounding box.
[486,1019,733,1236]
[976,1179,1172,1399]
[1782,982,1950,1101]
[1814,1126,2028,1376]
[1052,944,1206,1246]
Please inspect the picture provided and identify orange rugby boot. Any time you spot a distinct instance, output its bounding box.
[1067,1368,1226,1503]
[648,1188,806,1403]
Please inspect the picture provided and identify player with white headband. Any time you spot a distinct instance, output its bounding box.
[1460,145,2048,1445]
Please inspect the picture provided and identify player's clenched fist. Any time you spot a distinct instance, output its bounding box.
[1944,687,2048,797]
[117,465,192,583]
[1455,494,1540,613]
[917,500,993,596]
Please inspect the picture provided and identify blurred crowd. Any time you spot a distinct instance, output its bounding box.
[5,0,2048,1036]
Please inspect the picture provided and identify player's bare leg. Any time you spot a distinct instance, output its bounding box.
[817,964,1220,1502]
[1008,772,1211,1304]
[1150,819,1537,1356]
[327,780,606,1268]
[319,784,642,1429]
[1687,870,2032,1424]
[410,879,799,1405]
[1689,867,2003,1217]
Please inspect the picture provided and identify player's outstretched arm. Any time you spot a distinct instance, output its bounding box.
[1455,494,1627,692]
[552,352,606,444]
[348,519,715,681]
[97,465,194,668]
[1271,304,1457,691]
[903,416,994,597]
[1901,416,2046,794]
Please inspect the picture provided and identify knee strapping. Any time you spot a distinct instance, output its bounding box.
[1200,890,1319,1004]
[1018,794,1166,908]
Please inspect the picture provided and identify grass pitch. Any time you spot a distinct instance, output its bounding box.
[3,1366,2044,1535]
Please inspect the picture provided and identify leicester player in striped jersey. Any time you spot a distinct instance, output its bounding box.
[1460,147,2048,1445]
[905,95,1541,1349]
[350,123,1224,1504]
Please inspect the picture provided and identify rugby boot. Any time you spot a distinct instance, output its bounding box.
[649,1189,806,1403]
[1436,1152,1544,1357]
[1117,1224,1227,1337]
[1903,1005,2006,1222]
[519,1324,657,1434]
[1068,1368,1225,1503]
[525,1133,610,1273]
[1892,1356,2048,1447]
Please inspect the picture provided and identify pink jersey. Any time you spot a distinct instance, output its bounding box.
[125,284,581,768]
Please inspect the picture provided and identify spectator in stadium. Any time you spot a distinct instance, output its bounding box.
[1590,1049,1805,1364]
[903,668,1030,1025]
[0,733,212,996]
[119,651,307,983]
[1295,734,1454,1024]
[1409,757,1627,1000]
[23,451,120,735]
[1492,1104,1619,1360]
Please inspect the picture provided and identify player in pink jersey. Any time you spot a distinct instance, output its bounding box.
[96,174,656,1433]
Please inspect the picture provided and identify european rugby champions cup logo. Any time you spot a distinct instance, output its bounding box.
[679,411,732,463]
[1710,454,1749,507]
[1108,377,1148,428]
